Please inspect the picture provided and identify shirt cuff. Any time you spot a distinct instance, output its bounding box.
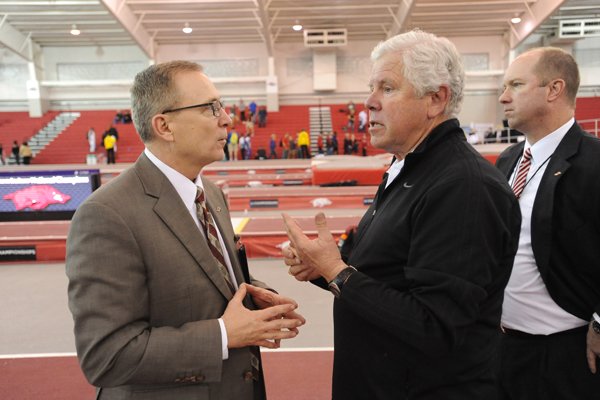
[593,313,600,324]
[218,318,229,360]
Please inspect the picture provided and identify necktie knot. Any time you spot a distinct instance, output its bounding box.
[195,187,205,204]
[523,148,532,162]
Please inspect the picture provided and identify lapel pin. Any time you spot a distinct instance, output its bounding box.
[554,171,562,176]
[216,206,222,212]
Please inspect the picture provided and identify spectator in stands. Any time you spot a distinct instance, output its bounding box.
[19,141,32,165]
[350,133,358,154]
[258,106,267,127]
[343,132,352,155]
[66,60,304,400]
[361,133,368,156]
[281,133,290,159]
[86,127,96,153]
[332,131,339,154]
[358,109,368,132]
[245,118,255,137]
[229,103,238,126]
[113,110,123,124]
[282,30,520,399]
[227,129,239,161]
[325,132,333,155]
[122,110,132,123]
[269,134,278,159]
[239,99,247,122]
[11,140,20,165]
[249,100,257,123]
[0,143,5,165]
[288,135,297,159]
[297,128,310,159]
[496,46,600,400]
[484,126,497,143]
[103,131,117,164]
[317,132,324,155]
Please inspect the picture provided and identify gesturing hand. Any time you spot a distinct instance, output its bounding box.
[222,283,304,349]
[282,243,322,281]
[282,212,347,282]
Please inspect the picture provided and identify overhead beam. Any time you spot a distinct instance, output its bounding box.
[388,0,416,38]
[0,15,42,66]
[510,0,567,49]
[100,0,154,59]
[255,0,273,56]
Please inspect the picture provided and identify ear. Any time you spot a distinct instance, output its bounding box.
[427,85,450,119]
[151,114,175,143]
[546,79,566,103]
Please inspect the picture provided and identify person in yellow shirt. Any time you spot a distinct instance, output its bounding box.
[19,141,33,165]
[103,133,117,164]
[297,129,310,159]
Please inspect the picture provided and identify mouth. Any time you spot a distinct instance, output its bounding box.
[369,121,384,128]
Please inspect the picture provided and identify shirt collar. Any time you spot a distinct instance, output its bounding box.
[144,148,203,207]
[525,117,574,164]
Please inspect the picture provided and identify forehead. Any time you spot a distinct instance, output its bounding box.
[173,70,219,102]
[369,52,405,85]
[504,52,541,82]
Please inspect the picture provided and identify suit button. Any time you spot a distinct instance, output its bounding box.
[243,371,254,382]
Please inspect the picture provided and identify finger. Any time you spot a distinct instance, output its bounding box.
[231,283,247,304]
[314,212,334,242]
[256,339,280,349]
[282,213,307,249]
[284,310,306,325]
[258,303,298,320]
[262,316,304,332]
[587,348,597,374]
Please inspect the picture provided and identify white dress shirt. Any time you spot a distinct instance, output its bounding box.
[145,148,236,358]
[501,118,588,334]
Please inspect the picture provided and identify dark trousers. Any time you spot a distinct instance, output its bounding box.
[498,325,600,400]
[106,148,115,164]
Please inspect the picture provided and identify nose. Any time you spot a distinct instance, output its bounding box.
[220,107,232,127]
[365,91,380,112]
[499,88,510,104]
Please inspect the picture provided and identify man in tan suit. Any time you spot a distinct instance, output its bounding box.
[66,61,305,400]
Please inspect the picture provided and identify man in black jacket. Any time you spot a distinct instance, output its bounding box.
[282,30,521,399]
[496,47,600,399]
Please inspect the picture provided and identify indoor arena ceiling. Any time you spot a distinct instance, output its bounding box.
[0,0,599,59]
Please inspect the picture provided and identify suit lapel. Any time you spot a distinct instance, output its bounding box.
[135,154,234,300]
[531,123,582,270]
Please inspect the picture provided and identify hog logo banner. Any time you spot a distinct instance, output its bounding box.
[3,185,71,211]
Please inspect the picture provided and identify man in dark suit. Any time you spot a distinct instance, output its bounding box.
[66,61,305,400]
[496,47,600,399]
[282,30,521,399]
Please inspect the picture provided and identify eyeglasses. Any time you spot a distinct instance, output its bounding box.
[162,99,224,118]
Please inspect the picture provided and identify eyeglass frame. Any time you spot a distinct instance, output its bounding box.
[162,99,225,118]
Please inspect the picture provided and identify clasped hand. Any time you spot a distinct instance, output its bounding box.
[222,283,305,349]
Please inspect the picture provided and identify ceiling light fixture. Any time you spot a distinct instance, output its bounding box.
[511,15,522,24]
[70,24,81,36]
[292,20,303,31]
[182,22,192,34]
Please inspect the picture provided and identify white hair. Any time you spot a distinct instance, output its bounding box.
[371,29,465,117]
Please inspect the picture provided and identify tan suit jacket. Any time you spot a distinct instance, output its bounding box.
[66,153,266,400]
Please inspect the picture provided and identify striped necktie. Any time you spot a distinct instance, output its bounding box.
[195,187,235,294]
[512,148,532,199]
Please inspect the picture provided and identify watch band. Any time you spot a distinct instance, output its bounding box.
[592,320,600,335]
[328,266,357,298]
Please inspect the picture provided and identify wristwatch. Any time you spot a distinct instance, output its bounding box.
[328,266,357,298]
[592,320,600,335]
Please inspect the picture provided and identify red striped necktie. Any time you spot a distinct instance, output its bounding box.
[512,148,532,199]
[195,188,235,294]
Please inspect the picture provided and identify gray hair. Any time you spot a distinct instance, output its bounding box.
[130,61,203,142]
[371,30,465,117]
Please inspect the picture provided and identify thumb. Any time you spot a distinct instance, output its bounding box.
[314,212,334,242]
[232,282,248,303]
